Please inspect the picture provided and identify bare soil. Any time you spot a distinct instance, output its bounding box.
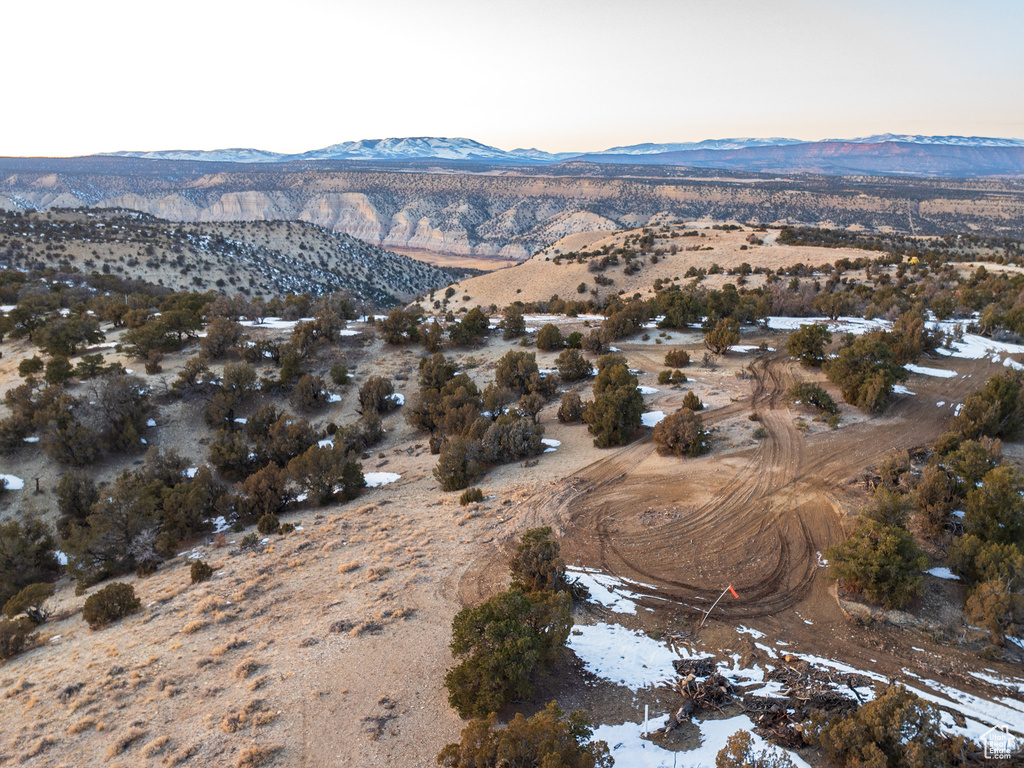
[1,316,1021,767]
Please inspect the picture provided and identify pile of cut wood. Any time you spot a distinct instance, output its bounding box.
[657,660,735,734]
[743,661,870,746]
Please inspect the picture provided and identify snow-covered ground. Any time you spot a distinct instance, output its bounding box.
[641,411,666,427]
[542,438,561,453]
[0,474,25,490]
[364,472,401,487]
[239,316,313,329]
[568,623,682,690]
[906,363,958,378]
[566,566,663,615]
[568,565,1024,763]
[593,713,812,768]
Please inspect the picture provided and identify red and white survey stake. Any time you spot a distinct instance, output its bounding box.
[698,584,739,629]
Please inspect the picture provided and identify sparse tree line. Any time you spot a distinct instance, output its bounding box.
[823,367,1024,649]
[0,274,416,661]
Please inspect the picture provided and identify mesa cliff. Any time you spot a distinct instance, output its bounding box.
[2,157,1023,261]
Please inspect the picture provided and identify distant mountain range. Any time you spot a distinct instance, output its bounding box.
[97,134,1022,162]
[92,135,1024,177]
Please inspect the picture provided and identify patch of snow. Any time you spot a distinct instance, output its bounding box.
[969,671,1024,695]
[609,347,621,352]
[239,316,314,330]
[364,472,401,487]
[317,438,335,449]
[641,411,666,427]
[184,467,199,478]
[935,331,1024,362]
[566,567,648,615]
[913,677,1024,742]
[22,436,40,443]
[926,567,959,580]
[593,714,811,768]
[327,393,343,403]
[338,329,361,337]
[211,516,231,533]
[753,643,778,660]
[905,363,958,378]
[638,386,659,395]
[766,316,888,335]
[294,493,308,503]
[568,622,678,690]
[0,474,25,490]
[730,345,769,353]
[736,625,766,640]
[55,550,68,566]
[388,392,405,406]
[892,385,916,395]
[937,401,946,407]
[146,418,157,427]
[542,438,561,454]
[234,417,248,424]
[791,651,1024,741]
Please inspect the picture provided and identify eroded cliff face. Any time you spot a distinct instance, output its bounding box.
[0,166,646,259]
[4,160,1023,256]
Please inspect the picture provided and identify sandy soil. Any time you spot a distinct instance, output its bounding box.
[446,223,873,309]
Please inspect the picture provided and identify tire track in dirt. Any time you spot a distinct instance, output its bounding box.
[540,352,840,617]
[457,353,988,619]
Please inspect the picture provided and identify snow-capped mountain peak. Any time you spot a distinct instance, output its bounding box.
[828,134,1024,148]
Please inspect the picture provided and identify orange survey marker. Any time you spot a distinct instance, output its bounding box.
[699,584,740,629]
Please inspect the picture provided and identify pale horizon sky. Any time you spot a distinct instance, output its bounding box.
[5,0,1024,157]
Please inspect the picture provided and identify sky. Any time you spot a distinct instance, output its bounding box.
[5,0,1024,156]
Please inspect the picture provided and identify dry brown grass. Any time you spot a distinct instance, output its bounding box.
[232,659,260,679]
[337,561,360,573]
[195,595,227,614]
[183,619,209,635]
[212,636,248,657]
[161,744,198,766]
[141,735,170,757]
[68,716,96,734]
[248,675,269,692]
[235,743,282,768]
[20,736,56,761]
[219,710,247,734]
[106,726,146,758]
[4,679,32,699]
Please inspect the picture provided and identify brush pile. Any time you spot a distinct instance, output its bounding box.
[657,670,734,733]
